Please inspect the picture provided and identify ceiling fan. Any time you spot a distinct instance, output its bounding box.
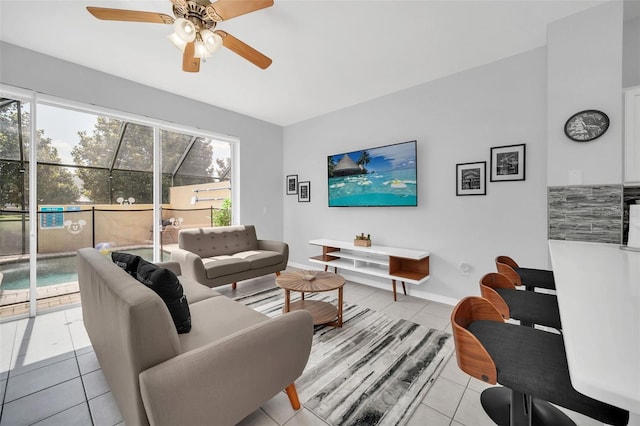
[87,0,273,73]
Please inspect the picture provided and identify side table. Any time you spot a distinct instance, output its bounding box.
[276,270,345,327]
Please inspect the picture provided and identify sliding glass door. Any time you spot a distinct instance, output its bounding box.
[0,93,234,318]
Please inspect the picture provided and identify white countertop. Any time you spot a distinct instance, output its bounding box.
[309,238,429,260]
[548,240,640,414]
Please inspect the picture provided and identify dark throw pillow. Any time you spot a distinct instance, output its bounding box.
[136,259,191,334]
[111,252,142,276]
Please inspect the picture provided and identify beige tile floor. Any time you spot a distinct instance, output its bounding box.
[0,276,601,426]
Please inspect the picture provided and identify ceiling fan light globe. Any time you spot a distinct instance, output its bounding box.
[174,18,196,42]
[194,40,208,59]
[200,29,222,54]
[167,33,187,52]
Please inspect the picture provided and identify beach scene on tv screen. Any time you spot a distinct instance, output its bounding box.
[328,140,417,207]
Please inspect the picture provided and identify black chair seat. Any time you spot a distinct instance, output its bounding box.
[513,267,556,291]
[468,320,628,426]
[494,288,562,330]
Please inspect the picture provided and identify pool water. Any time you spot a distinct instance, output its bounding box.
[0,248,165,290]
[328,169,417,207]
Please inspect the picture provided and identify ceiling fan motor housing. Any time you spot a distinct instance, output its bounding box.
[173,0,218,30]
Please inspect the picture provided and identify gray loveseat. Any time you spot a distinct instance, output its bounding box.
[77,248,312,426]
[170,225,288,289]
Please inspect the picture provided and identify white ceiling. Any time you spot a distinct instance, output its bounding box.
[0,0,617,126]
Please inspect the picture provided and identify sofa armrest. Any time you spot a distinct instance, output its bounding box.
[170,248,208,284]
[258,240,289,264]
[155,261,182,276]
[139,310,313,426]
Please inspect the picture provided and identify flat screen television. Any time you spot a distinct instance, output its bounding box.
[328,140,417,207]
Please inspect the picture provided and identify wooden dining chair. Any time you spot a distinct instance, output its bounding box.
[451,296,629,426]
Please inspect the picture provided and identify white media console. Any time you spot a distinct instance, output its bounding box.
[308,239,430,301]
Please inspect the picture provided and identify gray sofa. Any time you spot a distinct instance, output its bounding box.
[170,225,288,289]
[77,248,313,426]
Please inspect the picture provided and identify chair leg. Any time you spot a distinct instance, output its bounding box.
[285,383,301,410]
[275,271,281,277]
[231,282,237,290]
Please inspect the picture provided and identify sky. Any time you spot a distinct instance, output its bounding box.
[35,104,231,166]
[37,104,96,165]
[330,140,417,173]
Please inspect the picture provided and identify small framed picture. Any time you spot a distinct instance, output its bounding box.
[298,181,310,202]
[490,144,526,182]
[456,161,486,196]
[286,174,298,195]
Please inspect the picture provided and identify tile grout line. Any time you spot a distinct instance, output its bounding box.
[65,309,96,426]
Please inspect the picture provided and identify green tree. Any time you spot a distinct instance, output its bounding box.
[37,134,80,204]
[212,198,231,226]
[73,118,154,203]
[1,100,78,206]
[73,120,221,203]
[328,156,336,177]
[357,150,371,174]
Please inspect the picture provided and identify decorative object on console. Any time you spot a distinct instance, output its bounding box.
[490,143,526,182]
[286,174,298,195]
[328,140,417,207]
[456,161,486,196]
[564,110,610,142]
[298,181,311,202]
[354,233,372,247]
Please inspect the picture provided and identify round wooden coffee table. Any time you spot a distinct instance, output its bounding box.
[276,270,345,327]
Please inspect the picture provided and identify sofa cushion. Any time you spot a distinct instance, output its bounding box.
[202,256,251,279]
[137,260,192,334]
[178,295,269,353]
[233,250,284,270]
[179,276,222,304]
[111,252,141,276]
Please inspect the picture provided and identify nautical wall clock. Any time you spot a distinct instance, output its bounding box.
[564,110,610,142]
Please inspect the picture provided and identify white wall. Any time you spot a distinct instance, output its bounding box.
[0,42,285,241]
[283,48,549,304]
[547,2,624,187]
[623,16,640,89]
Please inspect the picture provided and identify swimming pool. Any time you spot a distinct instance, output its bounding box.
[0,248,166,291]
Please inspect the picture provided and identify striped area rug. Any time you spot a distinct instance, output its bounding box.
[235,287,454,426]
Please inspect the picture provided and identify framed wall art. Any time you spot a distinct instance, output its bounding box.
[298,181,310,202]
[456,161,486,196]
[490,144,526,182]
[286,174,298,195]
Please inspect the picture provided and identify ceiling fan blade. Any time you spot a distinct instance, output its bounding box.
[206,0,273,22]
[86,7,174,24]
[182,41,201,72]
[215,30,272,69]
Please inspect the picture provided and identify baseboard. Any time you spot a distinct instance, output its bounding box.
[288,261,458,306]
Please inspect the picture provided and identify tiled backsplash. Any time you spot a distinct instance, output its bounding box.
[548,185,622,243]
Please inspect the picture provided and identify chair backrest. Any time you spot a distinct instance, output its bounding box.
[479,273,515,320]
[495,255,522,286]
[451,297,501,384]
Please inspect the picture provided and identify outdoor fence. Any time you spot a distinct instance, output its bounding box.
[0,206,225,257]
